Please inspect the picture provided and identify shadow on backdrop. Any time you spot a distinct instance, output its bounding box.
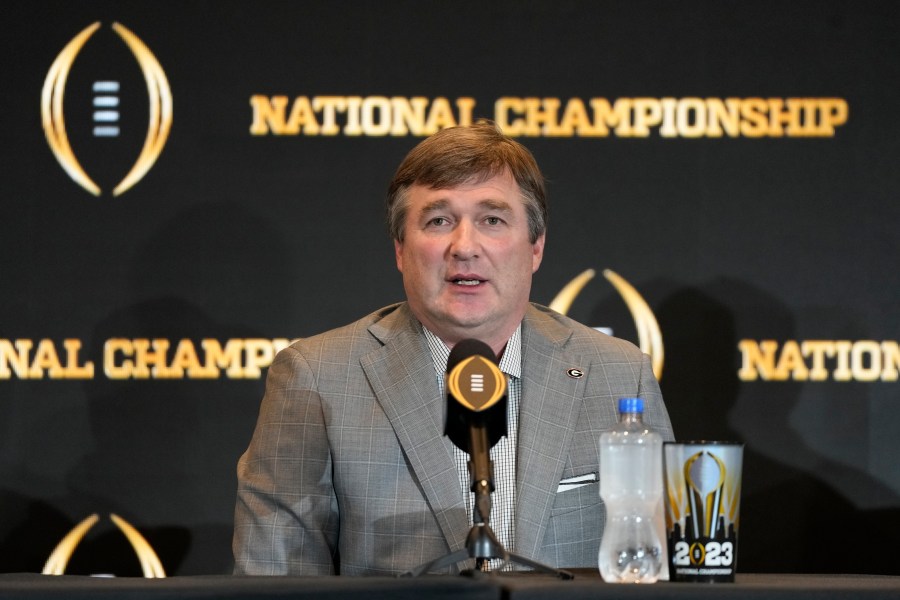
[57,201,293,575]
[647,279,900,575]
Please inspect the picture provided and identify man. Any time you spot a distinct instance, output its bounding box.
[233,121,673,575]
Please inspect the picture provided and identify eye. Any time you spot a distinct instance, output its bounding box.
[484,216,504,226]
[426,216,450,227]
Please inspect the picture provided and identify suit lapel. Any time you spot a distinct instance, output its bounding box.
[360,305,469,553]
[514,307,587,559]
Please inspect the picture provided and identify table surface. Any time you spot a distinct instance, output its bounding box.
[1,571,899,600]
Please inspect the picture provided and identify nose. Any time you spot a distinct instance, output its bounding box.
[449,220,480,260]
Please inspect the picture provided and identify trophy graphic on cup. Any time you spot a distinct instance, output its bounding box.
[664,442,743,583]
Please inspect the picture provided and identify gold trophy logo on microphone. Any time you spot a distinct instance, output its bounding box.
[447,356,506,412]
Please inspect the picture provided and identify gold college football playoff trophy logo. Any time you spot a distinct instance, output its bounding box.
[550,268,664,379]
[42,513,166,578]
[42,22,172,196]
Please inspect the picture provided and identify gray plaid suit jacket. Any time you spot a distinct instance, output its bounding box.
[233,302,673,575]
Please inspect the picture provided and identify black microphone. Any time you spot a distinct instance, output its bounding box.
[444,339,508,526]
[406,341,573,578]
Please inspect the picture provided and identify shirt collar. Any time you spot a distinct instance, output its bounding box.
[423,325,522,379]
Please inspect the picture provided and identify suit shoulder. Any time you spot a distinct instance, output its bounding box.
[281,303,406,362]
[527,303,646,361]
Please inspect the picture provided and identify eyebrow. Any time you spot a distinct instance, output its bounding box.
[420,199,449,214]
[419,198,513,214]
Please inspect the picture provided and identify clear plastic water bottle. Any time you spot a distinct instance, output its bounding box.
[598,397,663,583]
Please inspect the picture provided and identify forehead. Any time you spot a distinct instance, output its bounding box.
[407,170,524,209]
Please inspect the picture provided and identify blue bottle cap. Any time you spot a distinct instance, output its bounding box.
[618,397,644,414]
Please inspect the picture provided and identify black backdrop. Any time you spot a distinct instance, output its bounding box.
[1,0,898,576]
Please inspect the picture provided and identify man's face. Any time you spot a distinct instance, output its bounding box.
[394,169,545,351]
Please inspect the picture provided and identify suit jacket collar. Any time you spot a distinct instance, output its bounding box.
[360,304,470,553]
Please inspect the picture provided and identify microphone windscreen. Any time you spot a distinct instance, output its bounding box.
[444,338,508,452]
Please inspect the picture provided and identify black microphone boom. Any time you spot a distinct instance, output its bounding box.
[402,338,574,578]
[444,339,508,563]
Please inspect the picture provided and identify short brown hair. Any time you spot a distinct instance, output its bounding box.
[386,120,547,243]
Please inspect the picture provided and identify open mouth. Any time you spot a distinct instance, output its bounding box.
[452,278,483,286]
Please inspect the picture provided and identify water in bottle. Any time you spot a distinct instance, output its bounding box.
[598,397,663,583]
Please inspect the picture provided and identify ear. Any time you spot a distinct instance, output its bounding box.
[394,239,404,272]
[531,233,546,273]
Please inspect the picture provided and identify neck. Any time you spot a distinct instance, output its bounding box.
[441,329,514,358]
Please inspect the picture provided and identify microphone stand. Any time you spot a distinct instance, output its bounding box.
[401,425,573,579]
